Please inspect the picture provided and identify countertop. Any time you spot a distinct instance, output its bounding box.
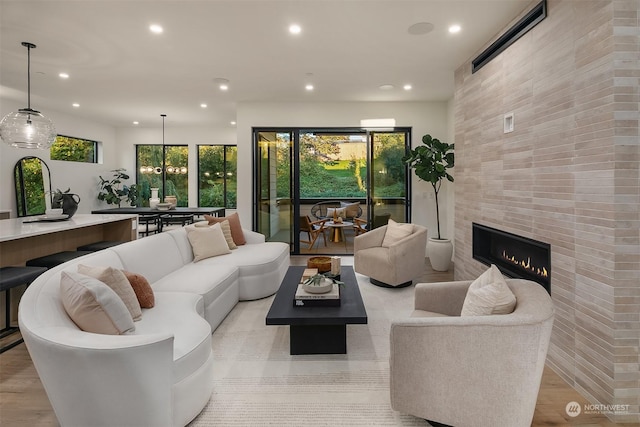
[0,214,137,243]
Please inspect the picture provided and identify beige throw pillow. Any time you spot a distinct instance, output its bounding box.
[461,264,517,316]
[188,220,236,250]
[187,223,232,262]
[327,207,346,218]
[217,220,237,249]
[60,271,135,335]
[78,265,142,321]
[340,201,360,218]
[204,212,246,245]
[381,219,414,247]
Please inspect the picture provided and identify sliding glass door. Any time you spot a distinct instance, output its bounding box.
[254,128,410,254]
[254,130,294,250]
[369,131,410,226]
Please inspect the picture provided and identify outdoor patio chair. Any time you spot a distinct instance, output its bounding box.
[299,215,328,249]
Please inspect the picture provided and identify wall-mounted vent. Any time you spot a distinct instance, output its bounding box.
[472,0,547,73]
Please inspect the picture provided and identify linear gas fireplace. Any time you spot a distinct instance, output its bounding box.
[472,223,551,294]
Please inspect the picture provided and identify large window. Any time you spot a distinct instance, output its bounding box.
[136,145,188,206]
[198,145,237,208]
[50,134,98,163]
[253,127,410,254]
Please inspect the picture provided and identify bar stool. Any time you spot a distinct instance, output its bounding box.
[0,266,48,353]
[26,251,93,269]
[77,241,125,252]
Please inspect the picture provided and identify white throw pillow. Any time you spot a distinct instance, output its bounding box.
[60,271,135,335]
[187,222,232,262]
[340,201,360,218]
[381,219,414,247]
[461,264,517,316]
[187,220,237,249]
[326,207,346,218]
[78,264,142,321]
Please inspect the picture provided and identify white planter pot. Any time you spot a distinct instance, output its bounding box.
[428,238,453,272]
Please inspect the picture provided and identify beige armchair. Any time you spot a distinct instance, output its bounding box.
[390,279,554,427]
[353,223,427,287]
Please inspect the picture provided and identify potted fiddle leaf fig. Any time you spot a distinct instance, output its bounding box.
[403,134,454,271]
[97,169,138,208]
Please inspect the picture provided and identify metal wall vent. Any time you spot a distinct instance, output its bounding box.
[472,0,547,73]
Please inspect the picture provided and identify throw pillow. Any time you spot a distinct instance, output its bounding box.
[187,223,232,262]
[60,271,135,335]
[461,264,517,316]
[327,207,346,218]
[217,219,237,250]
[381,219,414,247]
[122,270,155,308]
[187,220,237,250]
[77,265,142,321]
[340,201,360,218]
[204,212,246,245]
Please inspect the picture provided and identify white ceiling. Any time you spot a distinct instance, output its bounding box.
[0,0,531,129]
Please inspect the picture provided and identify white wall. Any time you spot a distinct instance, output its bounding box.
[0,98,119,216]
[1,98,455,252]
[235,101,453,244]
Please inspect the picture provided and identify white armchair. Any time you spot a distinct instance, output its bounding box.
[353,222,427,287]
[390,279,554,427]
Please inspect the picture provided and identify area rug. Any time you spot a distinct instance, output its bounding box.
[189,259,430,427]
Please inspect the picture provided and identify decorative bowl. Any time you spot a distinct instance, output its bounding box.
[156,203,172,211]
[303,277,334,294]
[307,256,332,273]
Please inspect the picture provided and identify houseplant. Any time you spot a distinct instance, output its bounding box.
[97,168,138,207]
[51,188,80,218]
[403,134,454,271]
[302,273,344,294]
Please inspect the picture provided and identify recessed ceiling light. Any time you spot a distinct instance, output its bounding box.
[305,84,314,91]
[59,73,69,79]
[200,103,207,108]
[219,84,228,91]
[133,121,139,125]
[403,84,412,91]
[379,84,394,90]
[408,22,434,35]
[289,24,301,34]
[72,103,80,108]
[449,24,461,34]
[230,121,236,125]
[150,24,163,34]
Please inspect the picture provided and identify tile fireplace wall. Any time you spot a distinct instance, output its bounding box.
[453,0,639,423]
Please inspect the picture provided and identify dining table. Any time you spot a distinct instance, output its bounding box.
[91,206,226,217]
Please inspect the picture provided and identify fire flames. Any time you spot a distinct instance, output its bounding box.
[502,250,548,278]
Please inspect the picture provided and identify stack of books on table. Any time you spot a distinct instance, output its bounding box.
[294,268,341,307]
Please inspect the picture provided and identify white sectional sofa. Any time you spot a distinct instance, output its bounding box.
[18,226,289,427]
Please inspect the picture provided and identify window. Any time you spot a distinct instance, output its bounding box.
[198,145,237,208]
[50,134,98,163]
[136,145,188,206]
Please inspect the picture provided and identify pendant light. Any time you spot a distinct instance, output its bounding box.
[139,114,187,175]
[0,42,57,149]
[154,114,167,174]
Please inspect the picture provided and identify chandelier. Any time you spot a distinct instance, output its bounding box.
[139,114,187,174]
[0,42,57,149]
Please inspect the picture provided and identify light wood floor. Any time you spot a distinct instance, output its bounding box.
[0,257,625,426]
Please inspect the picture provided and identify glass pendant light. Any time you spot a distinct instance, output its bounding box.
[0,42,56,149]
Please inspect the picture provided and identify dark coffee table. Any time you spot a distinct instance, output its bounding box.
[266,266,367,355]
